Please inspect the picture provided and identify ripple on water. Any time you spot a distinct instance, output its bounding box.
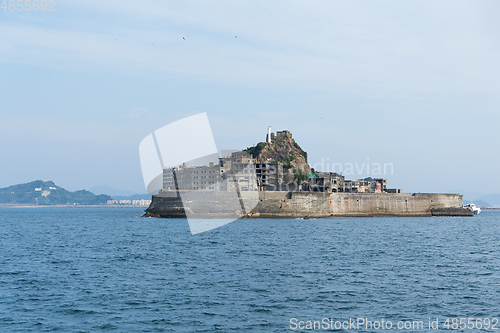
[0,208,500,332]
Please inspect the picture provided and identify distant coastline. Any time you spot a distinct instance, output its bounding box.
[0,180,150,207]
[0,204,148,208]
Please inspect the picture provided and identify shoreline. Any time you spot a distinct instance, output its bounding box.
[0,204,148,208]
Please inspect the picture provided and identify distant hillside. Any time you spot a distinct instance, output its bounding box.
[0,180,112,205]
[112,194,151,201]
[89,185,138,197]
[475,194,500,208]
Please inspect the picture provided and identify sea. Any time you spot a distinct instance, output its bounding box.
[0,207,499,332]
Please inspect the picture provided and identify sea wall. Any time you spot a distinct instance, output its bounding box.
[145,191,472,218]
[249,192,466,217]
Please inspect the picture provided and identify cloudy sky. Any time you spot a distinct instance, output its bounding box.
[1,0,499,195]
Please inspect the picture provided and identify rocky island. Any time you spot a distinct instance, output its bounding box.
[145,129,472,218]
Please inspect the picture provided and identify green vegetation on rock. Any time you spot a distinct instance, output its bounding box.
[277,153,295,169]
[292,139,308,163]
[242,132,312,185]
[243,142,267,158]
[293,168,308,185]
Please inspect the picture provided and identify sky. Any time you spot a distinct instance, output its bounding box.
[1,0,499,196]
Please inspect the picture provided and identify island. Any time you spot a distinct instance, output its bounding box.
[145,129,473,218]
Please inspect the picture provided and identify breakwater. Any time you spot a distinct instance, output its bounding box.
[144,191,472,217]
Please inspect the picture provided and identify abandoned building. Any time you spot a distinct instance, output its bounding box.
[163,151,259,192]
[163,162,224,191]
[162,129,401,194]
[309,172,345,192]
[266,127,292,143]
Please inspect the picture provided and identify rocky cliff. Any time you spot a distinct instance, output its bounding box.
[244,132,311,176]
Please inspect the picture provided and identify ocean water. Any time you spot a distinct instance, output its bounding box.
[1,208,500,332]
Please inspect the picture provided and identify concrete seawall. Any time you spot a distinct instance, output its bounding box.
[145,191,473,218]
[249,192,468,217]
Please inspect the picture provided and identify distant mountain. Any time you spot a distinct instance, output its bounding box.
[447,189,500,208]
[0,181,112,205]
[89,185,137,197]
[88,185,149,201]
[111,194,151,201]
[475,194,500,208]
[461,194,500,208]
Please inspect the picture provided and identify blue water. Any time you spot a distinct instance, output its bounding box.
[1,208,500,332]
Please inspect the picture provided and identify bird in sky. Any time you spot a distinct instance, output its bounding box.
[183,37,185,40]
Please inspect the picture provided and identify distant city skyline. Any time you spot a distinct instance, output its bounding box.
[1,1,499,196]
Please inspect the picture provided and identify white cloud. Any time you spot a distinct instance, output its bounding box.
[1,0,499,97]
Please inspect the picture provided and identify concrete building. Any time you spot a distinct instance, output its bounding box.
[342,178,391,193]
[309,175,395,194]
[162,152,257,192]
[163,162,223,191]
[255,162,284,191]
[266,129,292,143]
[343,180,371,193]
[310,172,345,192]
[225,152,258,192]
[132,199,152,206]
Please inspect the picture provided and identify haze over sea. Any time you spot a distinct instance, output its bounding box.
[1,208,499,332]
